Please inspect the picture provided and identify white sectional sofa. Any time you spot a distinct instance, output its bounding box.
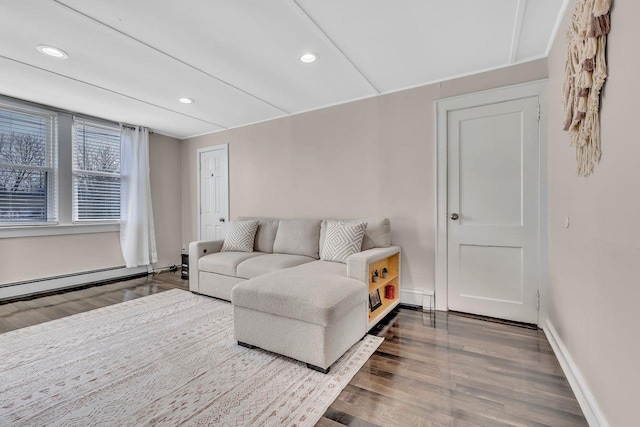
[189,217,400,373]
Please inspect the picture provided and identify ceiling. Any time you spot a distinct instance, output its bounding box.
[0,0,566,139]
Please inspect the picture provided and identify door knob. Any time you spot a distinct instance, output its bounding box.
[450,213,459,220]
[219,218,225,222]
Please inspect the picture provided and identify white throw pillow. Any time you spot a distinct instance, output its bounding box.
[320,220,367,263]
[221,220,259,253]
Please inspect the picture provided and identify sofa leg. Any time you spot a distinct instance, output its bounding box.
[306,363,330,374]
[238,341,255,349]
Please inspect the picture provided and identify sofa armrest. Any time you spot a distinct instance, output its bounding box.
[188,240,224,292]
[347,246,401,284]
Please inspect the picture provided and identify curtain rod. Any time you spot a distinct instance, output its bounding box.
[121,124,154,134]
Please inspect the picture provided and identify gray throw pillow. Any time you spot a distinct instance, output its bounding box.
[320,220,367,263]
[221,220,259,253]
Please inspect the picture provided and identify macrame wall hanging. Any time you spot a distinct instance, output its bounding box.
[562,0,611,176]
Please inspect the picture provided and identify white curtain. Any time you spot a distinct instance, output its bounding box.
[120,126,157,268]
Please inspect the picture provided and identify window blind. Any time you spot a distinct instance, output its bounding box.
[0,104,57,225]
[72,120,121,221]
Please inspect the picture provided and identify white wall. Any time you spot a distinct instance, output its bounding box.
[181,59,548,296]
[547,1,639,425]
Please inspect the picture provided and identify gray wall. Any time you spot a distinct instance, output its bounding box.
[547,1,639,425]
[181,58,548,296]
[149,133,183,268]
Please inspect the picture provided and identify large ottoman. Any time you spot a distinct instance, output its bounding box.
[231,261,367,373]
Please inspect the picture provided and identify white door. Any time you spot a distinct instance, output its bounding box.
[199,146,229,241]
[447,96,540,323]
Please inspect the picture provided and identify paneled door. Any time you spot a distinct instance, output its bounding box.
[447,96,540,324]
[199,145,228,241]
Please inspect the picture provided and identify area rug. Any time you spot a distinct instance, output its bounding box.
[0,289,382,426]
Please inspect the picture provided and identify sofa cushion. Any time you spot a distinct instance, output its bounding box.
[320,220,366,264]
[320,217,391,253]
[198,251,265,276]
[231,261,366,327]
[237,216,279,253]
[272,219,322,259]
[361,217,391,250]
[236,253,315,279]
[198,272,245,301]
[221,220,259,253]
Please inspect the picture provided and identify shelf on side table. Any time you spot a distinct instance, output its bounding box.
[367,252,400,330]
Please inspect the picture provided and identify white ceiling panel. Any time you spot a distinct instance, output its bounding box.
[516,0,565,61]
[0,56,220,138]
[0,0,285,133]
[296,0,519,92]
[0,0,566,138]
[56,0,378,113]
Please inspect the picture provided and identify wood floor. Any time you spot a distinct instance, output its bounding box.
[0,273,186,333]
[0,273,586,426]
[320,310,587,427]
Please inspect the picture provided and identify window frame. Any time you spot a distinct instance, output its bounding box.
[0,97,122,238]
[71,118,122,224]
[0,101,58,227]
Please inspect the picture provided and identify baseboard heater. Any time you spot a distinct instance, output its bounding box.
[0,265,151,302]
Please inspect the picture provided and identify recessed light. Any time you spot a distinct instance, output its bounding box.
[300,52,318,63]
[37,45,68,59]
[178,97,194,104]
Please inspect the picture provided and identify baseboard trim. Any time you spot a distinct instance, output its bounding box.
[543,320,609,427]
[0,266,151,301]
[400,288,435,310]
[400,288,422,306]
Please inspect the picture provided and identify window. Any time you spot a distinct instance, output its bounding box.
[0,97,124,237]
[72,119,121,222]
[0,103,57,225]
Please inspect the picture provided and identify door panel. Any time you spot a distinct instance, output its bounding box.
[448,97,539,323]
[459,111,523,226]
[458,245,523,303]
[200,147,228,241]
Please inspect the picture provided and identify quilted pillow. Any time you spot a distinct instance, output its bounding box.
[320,220,367,263]
[319,217,391,254]
[237,216,279,253]
[221,220,259,253]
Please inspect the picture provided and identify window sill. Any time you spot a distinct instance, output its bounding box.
[0,223,120,239]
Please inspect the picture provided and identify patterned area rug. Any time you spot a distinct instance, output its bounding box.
[0,289,382,426]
